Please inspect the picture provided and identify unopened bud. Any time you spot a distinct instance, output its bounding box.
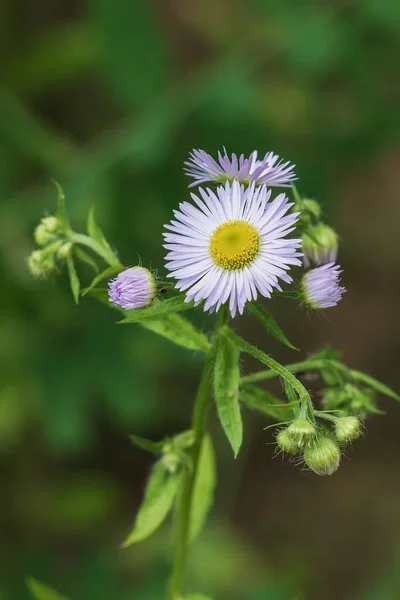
[304,436,340,476]
[302,224,338,268]
[286,418,316,448]
[108,267,157,310]
[276,428,302,454]
[302,198,322,220]
[34,216,62,247]
[335,416,361,443]
[28,250,57,278]
[57,242,73,259]
[161,452,180,473]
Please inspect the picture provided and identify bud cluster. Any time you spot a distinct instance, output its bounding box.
[28,215,67,278]
[276,412,362,476]
[322,383,378,418]
[161,430,195,474]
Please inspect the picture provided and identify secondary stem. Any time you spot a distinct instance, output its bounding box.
[240,358,333,385]
[168,310,228,600]
[70,232,122,268]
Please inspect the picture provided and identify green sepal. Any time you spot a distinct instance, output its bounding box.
[118,296,194,323]
[214,333,242,458]
[189,435,216,541]
[82,265,123,296]
[140,314,211,352]
[66,253,80,304]
[121,460,180,547]
[130,434,164,454]
[52,180,69,232]
[247,302,298,350]
[240,385,295,421]
[26,578,70,600]
[87,206,114,254]
[73,246,99,273]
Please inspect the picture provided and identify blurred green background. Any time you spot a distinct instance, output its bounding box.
[1,0,400,598]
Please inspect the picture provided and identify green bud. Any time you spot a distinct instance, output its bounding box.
[335,416,361,443]
[28,249,58,278]
[302,198,322,220]
[321,387,346,411]
[286,418,317,448]
[161,452,180,473]
[276,428,302,454]
[34,216,62,247]
[41,216,61,234]
[304,436,341,476]
[302,223,338,267]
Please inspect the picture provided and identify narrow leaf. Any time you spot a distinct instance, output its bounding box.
[350,370,400,402]
[82,265,122,296]
[27,578,70,600]
[119,296,194,323]
[66,254,80,304]
[122,461,180,547]
[130,434,164,454]
[73,246,99,273]
[52,180,68,231]
[248,303,298,350]
[140,314,210,352]
[87,206,113,253]
[190,435,216,540]
[214,334,242,457]
[240,385,294,421]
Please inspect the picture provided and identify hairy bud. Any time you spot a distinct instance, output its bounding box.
[28,249,58,278]
[335,416,361,443]
[286,418,316,448]
[302,223,338,268]
[34,216,62,247]
[276,428,302,454]
[304,436,341,476]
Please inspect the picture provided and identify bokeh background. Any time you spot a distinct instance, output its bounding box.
[1,0,400,598]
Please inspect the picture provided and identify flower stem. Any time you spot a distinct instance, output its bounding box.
[168,309,228,600]
[69,232,122,268]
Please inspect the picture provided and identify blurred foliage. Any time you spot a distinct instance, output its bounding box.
[1,0,400,598]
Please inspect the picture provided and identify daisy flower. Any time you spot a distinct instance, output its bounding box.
[163,181,302,317]
[300,263,345,309]
[184,148,296,188]
[108,267,156,310]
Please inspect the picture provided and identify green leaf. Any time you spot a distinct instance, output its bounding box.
[73,246,99,273]
[247,303,298,350]
[226,328,310,405]
[89,0,170,109]
[121,461,180,547]
[52,180,68,230]
[66,254,80,304]
[140,314,210,352]
[82,265,122,296]
[240,385,295,421]
[349,370,400,402]
[190,435,216,541]
[27,578,70,600]
[214,334,242,457]
[309,347,343,361]
[87,206,113,253]
[119,296,194,323]
[130,434,164,454]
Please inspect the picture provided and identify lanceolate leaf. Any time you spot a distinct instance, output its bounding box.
[73,246,99,273]
[119,296,194,323]
[66,253,80,304]
[140,314,210,352]
[240,385,295,421]
[121,461,180,547]
[349,369,400,402]
[27,578,70,600]
[248,302,298,350]
[214,334,242,457]
[87,206,113,253]
[190,435,216,540]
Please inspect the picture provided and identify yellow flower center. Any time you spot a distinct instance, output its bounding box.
[209,220,260,271]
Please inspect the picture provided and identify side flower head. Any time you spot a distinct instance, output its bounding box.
[300,262,345,310]
[303,436,341,476]
[184,148,296,188]
[302,223,338,267]
[163,181,302,317]
[108,267,156,310]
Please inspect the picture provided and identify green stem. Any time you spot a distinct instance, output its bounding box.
[69,232,122,268]
[168,309,228,600]
[240,358,332,385]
